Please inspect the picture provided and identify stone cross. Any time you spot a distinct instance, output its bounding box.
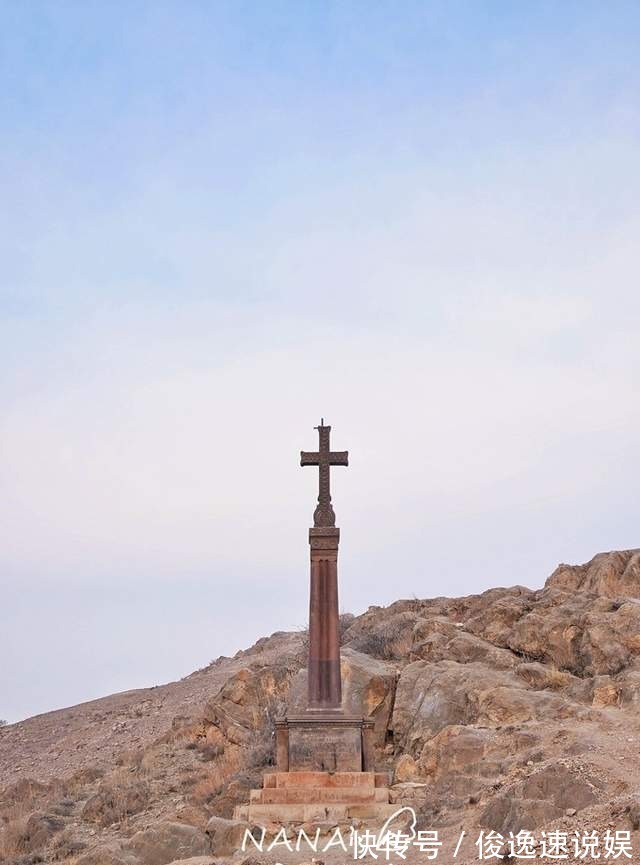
[300,419,349,528]
[300,421,349,710]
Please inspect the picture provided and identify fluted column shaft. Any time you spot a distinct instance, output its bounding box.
[308,527,341,709]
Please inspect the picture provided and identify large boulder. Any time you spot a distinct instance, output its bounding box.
[126,822,210,865]
[464,586,640,677]
[480,763,601,834]
[394,753,419,782]
[205,814,250,856]
[391,660,577,754]
[3,810,64,855]
[404,614,520,671]
[203,665,294,747]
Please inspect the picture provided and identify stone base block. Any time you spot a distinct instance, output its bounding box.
[234,769,394,825]
[234,802,400,823]
[276,713,375,772]
[258,786,390,804]
[264,771,390,789]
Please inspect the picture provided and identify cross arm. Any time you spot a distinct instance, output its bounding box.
[329,450,349,466]
[300,451,320,466]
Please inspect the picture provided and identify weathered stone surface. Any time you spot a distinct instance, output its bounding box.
[546,549,640,598]
[126,822,210,865]
[203,666,293,747]
[286,716,364,772]
[618,668,640,704]
[409,618,519,670]
[394,753,419,782]
[77,843,140,865]
[392,660,577,754]
[480,763,601,833]
[205,814,249,856]
[236,769,393,824]
[591,675,619,707]
[418,724,494,779]
[464,584,640,677]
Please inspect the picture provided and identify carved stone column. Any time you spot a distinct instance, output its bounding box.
[308,526,342,710]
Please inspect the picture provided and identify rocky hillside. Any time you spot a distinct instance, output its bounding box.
[1,549,640,864]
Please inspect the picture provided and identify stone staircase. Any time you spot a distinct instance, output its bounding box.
[234,770,397,823]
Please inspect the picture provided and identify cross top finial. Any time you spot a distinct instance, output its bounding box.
[300,422,349,527]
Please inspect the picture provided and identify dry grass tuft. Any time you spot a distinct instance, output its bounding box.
[0,811,63,858]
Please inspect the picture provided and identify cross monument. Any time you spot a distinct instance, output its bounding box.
[301,420,348,709]
[234,421,392,822]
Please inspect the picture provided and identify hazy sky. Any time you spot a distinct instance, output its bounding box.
[2,1,639,724]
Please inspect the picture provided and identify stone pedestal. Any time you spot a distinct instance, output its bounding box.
[234,771,395,824]
[275,714,375,773]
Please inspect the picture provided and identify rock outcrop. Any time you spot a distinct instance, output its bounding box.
[1,549,639,864]
[546,549,640,598]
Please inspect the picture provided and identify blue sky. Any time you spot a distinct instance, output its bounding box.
[2,2,640,723]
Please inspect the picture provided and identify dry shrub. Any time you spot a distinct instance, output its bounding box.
[0,817,27,858]
[0,811,63,857]
[546,667,573,689]
[50,827,86,860]
[115,747,146,771]
[193,742,224,762]
[81,769,149,828]
[516,661,572,690]
[0,779,50,821]
[138,751,158,775]
[349,619,414,660]
[59,766,104,799]
[189,773,223,807]
[246,725,274,770]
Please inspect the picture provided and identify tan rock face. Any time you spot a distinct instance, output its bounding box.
[391,659,577,754]
[203,665,294,746]
[480,764,601,834]
[463,588,640,677]
[394,753,419,782]
[418,724,493,779]
[546,549,640,598]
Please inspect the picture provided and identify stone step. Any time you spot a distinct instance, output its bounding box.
[241,802,400,824]
[257,787,390,805]
[264,771,389,789]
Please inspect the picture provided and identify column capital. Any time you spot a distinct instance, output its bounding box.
[309,526,340,551]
